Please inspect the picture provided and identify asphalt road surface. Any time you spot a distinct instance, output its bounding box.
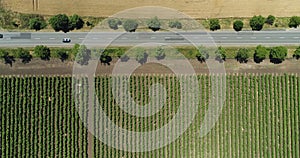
[0,31,300,47]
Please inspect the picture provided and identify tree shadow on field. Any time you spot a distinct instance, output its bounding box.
[4,55,15,67]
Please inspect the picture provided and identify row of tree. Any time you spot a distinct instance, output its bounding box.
[2,45,300,66]
[28,14,84,32]
[107,17,183,32]
[210,15,300,31]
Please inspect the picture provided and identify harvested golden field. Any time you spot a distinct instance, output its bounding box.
[2,0,300,18]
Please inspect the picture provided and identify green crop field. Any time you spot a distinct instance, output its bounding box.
[0,74,299,157]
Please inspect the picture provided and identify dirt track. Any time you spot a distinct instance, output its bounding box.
[2,0,300,18]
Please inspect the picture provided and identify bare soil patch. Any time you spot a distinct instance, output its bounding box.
[2,0,300,18]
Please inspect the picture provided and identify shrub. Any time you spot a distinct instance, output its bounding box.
[29,17,47,31]
[34,45,51,60]
[169,21,182,29]
[215,46,226,62]
[269,46,287,64]
[288,16,300,28]
[233,20,243,32]
[123,19,138,32]
[254,45,268,63]
[265,15,275,25]
[209,19,220,31]
[196,46,209,62]
[147,16,161,32]
[293,46,300,59]
[235,48,250,63]
[69,14,84,30]
[48,14,70,33]
[155,46,165,60]
[250,15,265,31]
[107,18,122,30]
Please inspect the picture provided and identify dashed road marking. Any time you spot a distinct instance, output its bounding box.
[236,37,242,39]
[279,37,285,39]
[265,37,270,39]
[221,37,227,39]
[35,38,40,39]
[49,38,55,39]
[251,37,256,39]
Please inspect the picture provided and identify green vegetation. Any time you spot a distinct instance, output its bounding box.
[288,16,300,28]
[168,20,182,29]
[250,15,265,31]
[1,74,300,157]
[135,48,148,64]
[209,19,221,31]
[233,20,243,31]
[48,14,84,32]
[215,46,226,62]
[29,17,47,31]
[293,46,300,59]
[154,46,166,60]
[254,45,268,63]
[123,19,138,32]
[74,45,91,65]
[147,16,161,32]
[48,14,70,32]
[15,48,32,63]
[235,48,250,63]
[265,15,276,25]
[196,46,209,62]
[34,45,51,60]
[107,18,122,30]
[269,46,287,64]
[69,14,84,31]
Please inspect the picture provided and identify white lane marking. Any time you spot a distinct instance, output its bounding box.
[151,37,156,39]
[251,37,256,39]
[221,37,227,39]
[193,37,199,39]
[293,37,299,39]
[78,38,85,40]
[108,37,113,39]
[208,36,213,39]
[279,37,285,39]
[236,37,242,39]
[49,38,55,39]
[265,37,270,39]
[93,37,98,40]
[121,37,128,40]
[35,38,40,39]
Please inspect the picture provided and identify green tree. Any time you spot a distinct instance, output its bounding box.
[99,51,112,65]
[0,49,15,66]
[233,20,243,31]
[254,45,268,63]
[123,19,138,32]
[135,48,148,64]
[288,16,300,28]
[34,45,51,60]
[29,17,47,31]
[107,18,122,30]
[235,48,250,63]
[75,45,91,65]
[15,48,32,63]
[55,49,69,62]
[69,14,84,30]
[269,46,287,64]
[215,46,226,62]
[196,46,209,62]
[209,19,220,31]
[293,46,300,59]
[48,14,70,33]
[169,21,182,29]
[147,16,161,32]
[265,15,275,25]
[250,15,265,31]
[155,46,165,60]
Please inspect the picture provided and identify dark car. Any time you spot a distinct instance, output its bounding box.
[0,34,3,38]
[62,38,71,43]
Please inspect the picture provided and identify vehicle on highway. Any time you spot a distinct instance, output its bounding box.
[0,34,3,38]
[62,38,71,43]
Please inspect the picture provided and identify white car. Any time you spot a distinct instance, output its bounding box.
[62,38,71,43]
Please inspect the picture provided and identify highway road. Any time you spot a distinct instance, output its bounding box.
[0,31,300,47]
